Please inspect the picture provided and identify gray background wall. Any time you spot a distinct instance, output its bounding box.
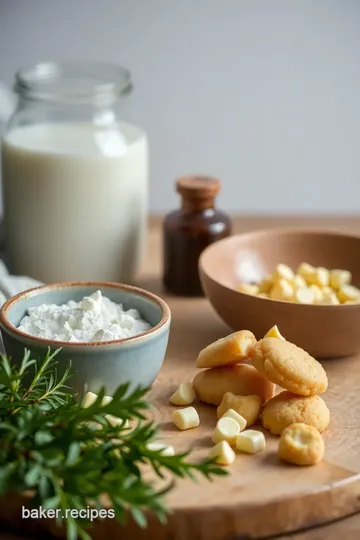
[1,0,360,213]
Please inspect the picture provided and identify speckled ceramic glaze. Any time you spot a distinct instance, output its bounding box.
[0,282,171,394]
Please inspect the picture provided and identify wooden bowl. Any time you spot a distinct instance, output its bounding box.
[199,229,360,358]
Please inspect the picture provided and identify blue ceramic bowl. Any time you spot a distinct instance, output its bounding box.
[0,282,171,395]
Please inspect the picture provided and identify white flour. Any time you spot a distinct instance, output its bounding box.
[18,290,151,342]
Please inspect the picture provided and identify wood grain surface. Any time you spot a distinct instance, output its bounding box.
[1,215,360,539]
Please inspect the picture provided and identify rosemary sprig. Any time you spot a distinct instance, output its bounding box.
[0,349,226,539]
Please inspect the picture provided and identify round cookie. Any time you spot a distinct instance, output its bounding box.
[262,391,330,435]
[252,337,328,396]
[278,423,325,466]
[193,364,275,406]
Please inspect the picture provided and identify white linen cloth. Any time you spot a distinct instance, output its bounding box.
[0,259,43,307]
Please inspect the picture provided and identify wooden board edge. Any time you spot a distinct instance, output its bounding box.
[1,474,360,539]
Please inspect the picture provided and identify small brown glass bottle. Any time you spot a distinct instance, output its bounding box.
[163,175,232,296]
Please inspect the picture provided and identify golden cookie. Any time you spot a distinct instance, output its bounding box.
[252,337,328,396]
[217,392,262,426]
[262,391,330,435]
[278,423,325,466]
[196,330,256,368]
[193,364,275,406]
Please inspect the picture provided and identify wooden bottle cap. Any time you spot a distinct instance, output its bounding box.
[176,175,221,199]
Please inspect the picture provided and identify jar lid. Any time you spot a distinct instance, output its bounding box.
[176,175,221,198]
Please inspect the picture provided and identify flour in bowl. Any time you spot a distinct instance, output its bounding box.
[18,290,151,342]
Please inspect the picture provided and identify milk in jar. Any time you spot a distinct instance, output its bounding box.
[1,61,148,283]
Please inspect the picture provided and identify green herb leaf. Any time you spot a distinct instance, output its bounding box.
[0,347,227,539]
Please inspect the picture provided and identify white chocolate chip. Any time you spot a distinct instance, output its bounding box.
[82,391,113,408]
[83,391,98,408]
[294,287,315,304]
[236,430,266,454]
[309,267,330,287]
[82,393,128,428]
[172,407,200,430]
[146,442,175,456]
[221,409,247,431]
[337,284,360,303]
[105,415,129,429]
[322,286,333,296]
[330,269,352,290]
[270,279,294,301]
[297,262,315,283]
[263,324,285,340]
[170,382,196,406]
[321,290,340,305]
[237,284,259,296]
[293,275,307,289]
[258,275,273,294]
[212,416,241,445]
[102,395,113,406]
[308,284,324,304]
[273,263,294,282]
[208,441,235,466]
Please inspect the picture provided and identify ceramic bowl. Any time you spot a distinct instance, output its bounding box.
[0,282,171,394]
[199,229,360,358]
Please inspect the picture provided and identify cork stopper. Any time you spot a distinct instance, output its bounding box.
[176,175,221,200]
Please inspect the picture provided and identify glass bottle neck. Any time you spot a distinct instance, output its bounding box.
[181,197,215,213]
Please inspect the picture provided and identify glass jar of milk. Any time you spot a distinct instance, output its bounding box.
[1,61,148,283]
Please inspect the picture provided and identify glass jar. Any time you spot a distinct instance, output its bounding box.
[1,61,148,283]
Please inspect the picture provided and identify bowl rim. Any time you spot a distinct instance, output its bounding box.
[0,281,171,348]
[199,227,360,309]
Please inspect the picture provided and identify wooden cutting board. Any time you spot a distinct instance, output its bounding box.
[119,288,360,539]
[1,216,360,538]
[2,287,360,539]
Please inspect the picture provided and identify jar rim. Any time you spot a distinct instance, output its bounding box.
[14,60,133,104]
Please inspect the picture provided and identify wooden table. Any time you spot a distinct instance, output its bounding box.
[2,215,360,539]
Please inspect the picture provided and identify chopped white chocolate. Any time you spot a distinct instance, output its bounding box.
[258,275,273,294]
[293,275,307,290]
[264,324,285,340]
[82,393,128,428]
[172,407,200,430]
[212,417,241,445]
[322,286,333,296]
[330,269,351,290]
[270,279,294,301]
[297,262,315,282]
[82,391,98,408]
[308,284,324,304]
[221,409,247,431]
[146,442,175,456]
[322,290,340,305]
[236,430,266,454]
[294,287,315,304]
[208,441,235,466]
[337,284,360,303]
[273,263,294,282]
[105,415,129,429]
[170,382,196,406]
[83,391,113,408]
[309,267,330,287]
[237,284,259,296]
